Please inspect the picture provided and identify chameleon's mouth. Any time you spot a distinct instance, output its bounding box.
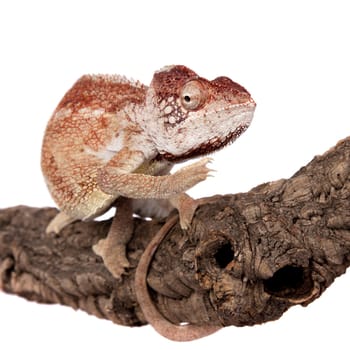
[159,124,249,162]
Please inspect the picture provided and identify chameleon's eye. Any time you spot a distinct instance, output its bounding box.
[180,80,206,110]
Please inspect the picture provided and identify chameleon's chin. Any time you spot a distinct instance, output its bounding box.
[159,123,250,162]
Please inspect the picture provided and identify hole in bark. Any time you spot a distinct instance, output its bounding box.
[214,242,234,268]
[263,265,313,299]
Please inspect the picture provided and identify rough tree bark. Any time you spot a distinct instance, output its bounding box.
[1,136,350,339]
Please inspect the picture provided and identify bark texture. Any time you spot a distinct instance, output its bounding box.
[1,137,350,333]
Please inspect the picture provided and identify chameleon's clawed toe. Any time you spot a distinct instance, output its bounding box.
[169,193,199,230]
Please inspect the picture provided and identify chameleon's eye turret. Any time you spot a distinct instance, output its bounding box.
[180,80,207,111]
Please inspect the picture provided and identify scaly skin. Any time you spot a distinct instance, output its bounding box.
[41,65,256,280]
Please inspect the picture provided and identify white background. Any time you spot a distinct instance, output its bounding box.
[0,1,349,348]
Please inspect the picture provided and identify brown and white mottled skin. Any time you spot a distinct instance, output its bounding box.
[41,65,256,281]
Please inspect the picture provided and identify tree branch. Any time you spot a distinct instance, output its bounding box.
[1,136,350,338]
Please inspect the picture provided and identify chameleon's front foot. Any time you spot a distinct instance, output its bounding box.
[170,193,222,230]
[169,193,199,229]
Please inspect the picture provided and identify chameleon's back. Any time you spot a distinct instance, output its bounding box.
[41,75,147,220]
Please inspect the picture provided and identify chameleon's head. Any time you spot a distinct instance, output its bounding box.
[145,65,256,162]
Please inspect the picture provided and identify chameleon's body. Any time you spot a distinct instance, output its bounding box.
[41,65,255,339]
[42,74,154,222]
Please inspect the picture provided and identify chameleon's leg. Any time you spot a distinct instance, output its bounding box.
[99,157,213,199]
[92,198,133,280]
[99,158,212,231]
[46,211,76,234]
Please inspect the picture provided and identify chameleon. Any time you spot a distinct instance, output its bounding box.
[41,65,256,279]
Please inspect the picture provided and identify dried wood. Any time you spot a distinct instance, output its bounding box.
[1,137,350,337]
